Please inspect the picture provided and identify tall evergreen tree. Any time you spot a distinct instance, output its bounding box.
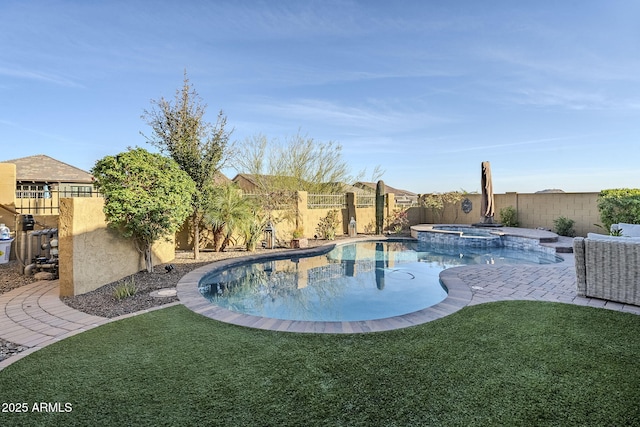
[142,71,231,259]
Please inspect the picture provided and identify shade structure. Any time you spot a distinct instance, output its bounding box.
[481,161,495,223]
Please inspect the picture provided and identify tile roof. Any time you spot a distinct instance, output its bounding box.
[1,154,94,183]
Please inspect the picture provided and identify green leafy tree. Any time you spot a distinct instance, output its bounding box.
[597,189,640,230]
[142,71,231,259]
[235,132,351,194]
[92,148,195,272]
[420,191,465,223]
[234,132,383,229]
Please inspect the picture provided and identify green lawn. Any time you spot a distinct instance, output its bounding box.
[1,301,639,426]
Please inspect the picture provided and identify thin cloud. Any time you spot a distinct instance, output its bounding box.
[512,87,640,111]
[245,98,452,133]
[440,136,581,154]
[0,119,72,143]
[475,27,640,83]
[0,66,83,88]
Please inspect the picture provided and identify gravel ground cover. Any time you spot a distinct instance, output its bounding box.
[60,248,297,318]
[0,260,38,295]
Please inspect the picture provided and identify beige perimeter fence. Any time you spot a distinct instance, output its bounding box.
[1,190,604,296]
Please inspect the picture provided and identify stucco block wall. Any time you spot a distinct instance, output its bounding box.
[355,207,377,232]
[0,164,18,260]
[58,197,174,296]
[175,191,396,249]
[511,193,600,236]
[299,192,396,238]
[436,192,601,236]
[424,194,482,225]
[176,190,608,250]
[0,163,16,207]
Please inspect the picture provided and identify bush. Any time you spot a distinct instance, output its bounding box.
[499,206,519,227]
[92,148,195,272]
[292,227,304,239]
[597,189,640,230]
[363,220,376,234]
[242,216,266,252]
[113,278,137,300]
[554,216,576,237]
[387,208,409,234]
[316,210,340,240]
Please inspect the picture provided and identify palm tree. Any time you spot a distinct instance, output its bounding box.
[205,184,256,251]
[241,214,267,252]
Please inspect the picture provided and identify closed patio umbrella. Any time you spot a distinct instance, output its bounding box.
[481,161,495,224]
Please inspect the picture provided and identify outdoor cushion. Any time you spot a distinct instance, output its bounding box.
[587,233,619,241]
[587,232,640,242]
[618,223,640,237]
[574,236,640,306]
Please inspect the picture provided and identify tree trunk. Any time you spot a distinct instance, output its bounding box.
[212,228,223,252]
[220,233,231,252]
[193,210,200,260]
[145,245,154,273]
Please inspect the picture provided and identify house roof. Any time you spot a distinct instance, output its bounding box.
[232,174,363,194]
[231,173,262,187]
[231,175,418,198]
[332,182,372,195]
[232,174,309,191]
[212,172,232,186]
[1,154,94,183]
[354,182,418,198]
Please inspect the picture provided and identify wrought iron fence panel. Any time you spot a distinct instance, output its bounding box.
[307,194,347,209]
[356,194,376,208]
[15,189,103,214]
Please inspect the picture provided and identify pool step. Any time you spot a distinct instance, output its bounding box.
[540,236,574,253]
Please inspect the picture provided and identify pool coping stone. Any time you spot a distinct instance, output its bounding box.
[178,235,486,334]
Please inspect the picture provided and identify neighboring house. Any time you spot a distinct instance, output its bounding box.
[231,173,262,192]
[0,154,96,214]
[354,182,419,207]
[325,182,371,195]
[211,171,232,186]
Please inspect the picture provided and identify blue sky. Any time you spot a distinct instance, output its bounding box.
[1,1,639,194]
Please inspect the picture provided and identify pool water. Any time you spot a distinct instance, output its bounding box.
[198,240,561,322]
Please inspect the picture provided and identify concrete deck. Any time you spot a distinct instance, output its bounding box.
[0,280,179,371]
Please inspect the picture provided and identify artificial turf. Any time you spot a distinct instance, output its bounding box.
[1,301,639,426]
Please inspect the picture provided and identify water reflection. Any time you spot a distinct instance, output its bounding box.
[375,242,386,290]
[198,240,560,322]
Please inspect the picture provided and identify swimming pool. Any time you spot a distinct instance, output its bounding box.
[197,240,561,322]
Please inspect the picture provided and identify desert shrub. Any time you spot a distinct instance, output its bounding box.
[363,220,376,234]
[114,278,137,300]
[499,206,519,227]
[387,208,409,234]
[554,216,576,237]
[292,227,304,239]
[242,216,267,252]
[316,210,340,240]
